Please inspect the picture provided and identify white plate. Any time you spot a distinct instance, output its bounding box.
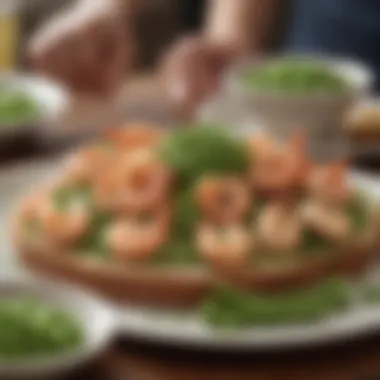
[3,160,380,351]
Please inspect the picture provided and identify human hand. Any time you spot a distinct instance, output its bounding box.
[161,35,241,118]
[28,0,132,95]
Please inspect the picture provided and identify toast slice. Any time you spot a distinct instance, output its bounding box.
[13,214,379,307]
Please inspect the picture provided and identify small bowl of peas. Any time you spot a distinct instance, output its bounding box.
[225,55,373,157]
[0,274,117,379]
[0,73,69,153]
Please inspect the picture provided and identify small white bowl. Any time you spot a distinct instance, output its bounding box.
[0,72,69,138]
[0,274,118,379]
[224,55,374,142]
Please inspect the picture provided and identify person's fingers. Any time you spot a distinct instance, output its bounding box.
[162,39,223,116]
[70,16,129,95]
[28,17,87,91]
[65,40,97,93]
[34,36,73,85]
[67,26,104,93]
[28,8,73,69]
[92,21,130,95]
[99,34,130,95]
[28,2,129,96]
[161,38,201,103]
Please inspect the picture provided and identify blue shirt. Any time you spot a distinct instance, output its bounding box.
[285,0,380,90]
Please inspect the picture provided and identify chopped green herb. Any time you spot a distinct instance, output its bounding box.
[153,239,201,266]
[300,229,331,254]
[172,187,201,239]
[201,278,350,327]
[0,297,83,360]
[347,196,369,231]
[0,90,39,126]
[160,126,250,188]
[52,185,92,211]
[77,211,111,255]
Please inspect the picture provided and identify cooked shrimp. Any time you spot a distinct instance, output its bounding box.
[195,176,251,224]
[256,202,302,252]
[307,161,352,205]
[37,197,90,245]
[196,223,252,267]
[300,200,351,242]
[95,149,173,213]
[18,186,51,221]
[106,206,171,261]
[63,144,115,184]
[251,132,309,193]
[248,131,276,156]
[105,123,163,151]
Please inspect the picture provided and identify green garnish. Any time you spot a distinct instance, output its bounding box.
[201,278,350,328]
[153,239,200,266]
[347,195,369,231]
[77,211,111,258]
[160,126,250,188]
[52,185,92,211]
[243,60,349,95]
[246,198,265,224]
[52,184,111,258]
[0,297,83,360]
[0,90,39,125]
[300,229,331,253]
[172,187,201,239]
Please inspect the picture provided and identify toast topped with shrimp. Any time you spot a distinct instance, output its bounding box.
[13,124,380,307]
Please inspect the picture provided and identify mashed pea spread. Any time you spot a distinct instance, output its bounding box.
[243,59,349,94]
[0,89,39,125]
[0,297,83,360]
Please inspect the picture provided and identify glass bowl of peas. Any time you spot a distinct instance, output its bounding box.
[0,73,69,154]
[0,274,117,379]
[224,55,374,161]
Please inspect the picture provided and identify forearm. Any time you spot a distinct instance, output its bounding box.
[204,0,281,53]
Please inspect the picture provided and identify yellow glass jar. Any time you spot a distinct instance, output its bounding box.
[0,1,20,70]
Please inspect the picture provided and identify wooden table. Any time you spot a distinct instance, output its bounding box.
[4,75,380,380]
[49,173,380,377]
[68,334,380,380]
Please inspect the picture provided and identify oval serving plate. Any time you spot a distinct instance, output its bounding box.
[3,159,380,351]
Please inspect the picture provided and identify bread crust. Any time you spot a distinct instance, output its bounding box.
[13,186,380,307]
[14,215,379,307]
[14,235,212,308]
[210,233,378,293]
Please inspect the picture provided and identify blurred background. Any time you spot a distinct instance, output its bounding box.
[2,1,380,379]
[1,0,185,137]
[0,0,377,166]
[20,0,180,70]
